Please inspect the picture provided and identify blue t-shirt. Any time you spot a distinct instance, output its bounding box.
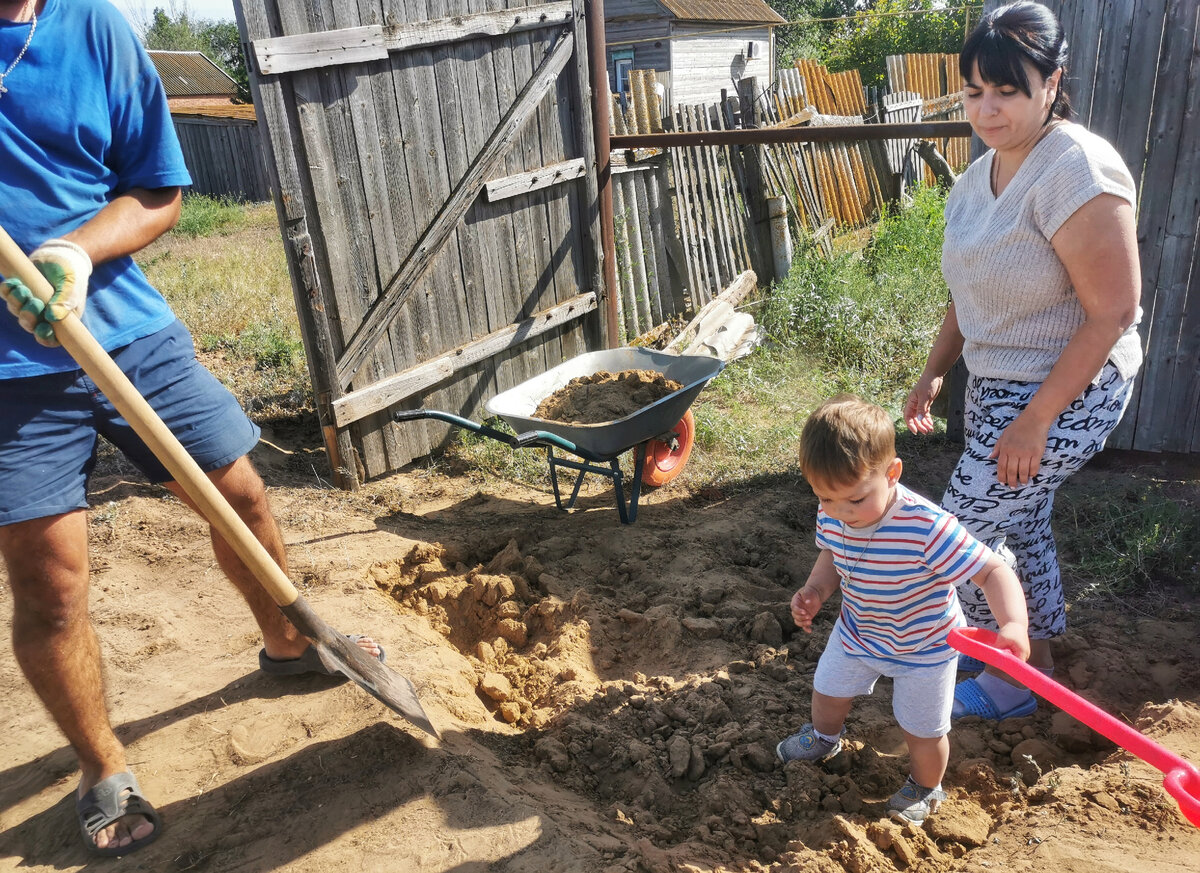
[0,0,192,377]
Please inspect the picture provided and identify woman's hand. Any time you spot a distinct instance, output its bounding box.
[790,587,823,633]
[904,374,943,434]
[991,411,1051,487]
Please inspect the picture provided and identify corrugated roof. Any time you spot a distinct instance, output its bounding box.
[147,50,237,98]
[657,0,785,24]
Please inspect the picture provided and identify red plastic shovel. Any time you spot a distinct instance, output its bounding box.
[948,626,1200,827]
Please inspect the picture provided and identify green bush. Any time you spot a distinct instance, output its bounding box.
[173,194,248,238]
[761,186,949,406]
[770,0,971,89]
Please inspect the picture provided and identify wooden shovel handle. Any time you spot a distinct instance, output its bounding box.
[0,226,300,608]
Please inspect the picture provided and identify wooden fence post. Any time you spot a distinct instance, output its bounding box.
[737,76,773,282]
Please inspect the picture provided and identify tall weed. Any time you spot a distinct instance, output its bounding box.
[761,186,950,408]
[172,193,249,237]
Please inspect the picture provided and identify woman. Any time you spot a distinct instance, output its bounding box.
[903,2,1142,720]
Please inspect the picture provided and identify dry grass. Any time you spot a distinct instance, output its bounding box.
[136,200,308,417]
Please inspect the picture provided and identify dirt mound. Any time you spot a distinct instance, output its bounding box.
[535,370,683,424]
[2,441,1198,872]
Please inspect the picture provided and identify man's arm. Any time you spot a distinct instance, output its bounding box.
[60,187,182,264]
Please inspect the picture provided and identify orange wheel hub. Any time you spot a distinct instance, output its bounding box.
[641,408,695,487]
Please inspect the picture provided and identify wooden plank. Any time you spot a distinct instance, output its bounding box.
[694,105,735,286]
[1087,0,1129,145]
[537,15,588,364]
[242,0,362,486]
[334,27,574,387]
[679,107,719,303]
[320,0,413,477]
[506,13,559,380]
[566,0,604,357]
[631,169,663,324]
[623,173,652,332]
[332,291,597,425]
[1127,0,1200,451]
[646,159,686,318]
[699,105,739,283]
[1113,0,1169,196]
[429,0,508,444]
[1070,0,1103,124]
[667,115,703,310]
[254,1,573,73]
[611,175,637,338]
[462,0,533,409]
[484,157,587,201]
[712,103,754,275]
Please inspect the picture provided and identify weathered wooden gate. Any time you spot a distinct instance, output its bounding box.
[235,0,605,487]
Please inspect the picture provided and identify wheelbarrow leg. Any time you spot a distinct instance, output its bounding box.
[544,446,646,524]
[546,446,591,512]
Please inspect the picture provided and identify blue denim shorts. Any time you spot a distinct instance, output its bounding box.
[0,319,260,526]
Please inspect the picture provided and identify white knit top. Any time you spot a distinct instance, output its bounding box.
[942,122,1142,382]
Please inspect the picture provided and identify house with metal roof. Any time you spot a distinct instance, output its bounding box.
[606,0,785,109]
[146,50,238,111]
[144,50,270,202]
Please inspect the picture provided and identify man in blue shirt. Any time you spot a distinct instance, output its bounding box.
[0,0,378,856]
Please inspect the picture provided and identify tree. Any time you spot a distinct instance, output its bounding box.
[821,0,968,90]
[138,3,252,103]
[202,21,251,104]
[770,0,864,68]
[768,0,970,91]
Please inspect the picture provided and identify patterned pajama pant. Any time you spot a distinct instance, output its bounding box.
[943,362,1134,639]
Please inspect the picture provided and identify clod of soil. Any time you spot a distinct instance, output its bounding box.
[535,369,683,424]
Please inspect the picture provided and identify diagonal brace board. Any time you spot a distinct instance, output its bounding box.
[334,27,575,390]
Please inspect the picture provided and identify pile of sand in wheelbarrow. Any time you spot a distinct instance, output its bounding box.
[535,369,682,425]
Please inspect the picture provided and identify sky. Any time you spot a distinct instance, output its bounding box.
[115,0,238,29]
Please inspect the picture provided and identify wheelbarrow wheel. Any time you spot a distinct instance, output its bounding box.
[641,409,695,488]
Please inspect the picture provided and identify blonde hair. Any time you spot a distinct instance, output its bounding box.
[798,395,896,487]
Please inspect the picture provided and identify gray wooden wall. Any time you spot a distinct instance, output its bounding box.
[993,0,1199,453]
[173,116,273,202]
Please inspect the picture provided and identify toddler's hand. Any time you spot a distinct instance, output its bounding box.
[993,622,1031,662]
[790,587,822,633]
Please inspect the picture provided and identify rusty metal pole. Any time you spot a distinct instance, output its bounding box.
[585,0,619,348]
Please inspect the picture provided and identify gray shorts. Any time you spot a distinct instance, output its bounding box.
[813,624,956,738]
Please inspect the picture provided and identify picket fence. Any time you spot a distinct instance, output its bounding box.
[607,56,969,338]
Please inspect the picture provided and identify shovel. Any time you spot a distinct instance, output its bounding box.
[0,226,437,739]
[949,626,1199,827]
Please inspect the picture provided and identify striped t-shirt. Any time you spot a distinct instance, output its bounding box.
[816,483,992,666]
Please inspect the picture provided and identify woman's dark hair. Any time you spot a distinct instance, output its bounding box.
[960,1,1072,120]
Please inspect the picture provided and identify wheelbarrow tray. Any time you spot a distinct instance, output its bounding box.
[484,348,724,460]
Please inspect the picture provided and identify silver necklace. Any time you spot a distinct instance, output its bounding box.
[0,10,36,98]
[839,521,881,579]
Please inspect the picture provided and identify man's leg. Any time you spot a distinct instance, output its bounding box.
[1,511,154,852]
[164,455,378,661]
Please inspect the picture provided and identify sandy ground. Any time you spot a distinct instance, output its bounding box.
[2,419,1199,873]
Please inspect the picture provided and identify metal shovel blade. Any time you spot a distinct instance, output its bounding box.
[281,598,439,738]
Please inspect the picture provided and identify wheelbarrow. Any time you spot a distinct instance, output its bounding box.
[394,348,725,523]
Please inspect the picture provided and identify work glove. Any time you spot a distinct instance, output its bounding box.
[1,238,91,347]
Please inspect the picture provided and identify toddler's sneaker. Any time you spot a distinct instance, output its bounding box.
[775,723,844,763]
[887,775,946,825]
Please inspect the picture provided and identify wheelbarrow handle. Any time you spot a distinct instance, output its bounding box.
[949,627,1200,827]
[394,409,579,453]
